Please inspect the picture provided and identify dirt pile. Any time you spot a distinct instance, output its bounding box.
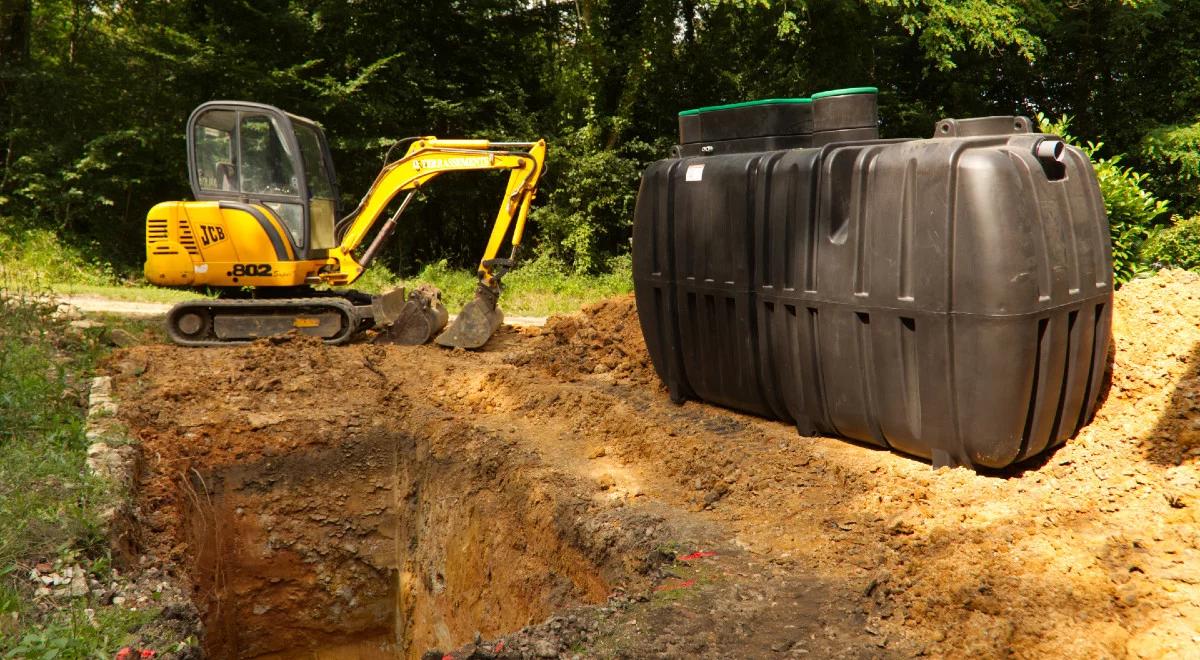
[507,295,659,386]
[1107,269,1200,464]
[107,272,1200,659]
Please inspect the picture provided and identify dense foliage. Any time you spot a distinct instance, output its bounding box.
[1142,214,1200,270]
[4,0,1200,276]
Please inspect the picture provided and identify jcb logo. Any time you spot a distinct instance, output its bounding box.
[199,224,226,247]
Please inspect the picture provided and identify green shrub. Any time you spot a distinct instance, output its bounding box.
[530,124,655,274]
[1038,114,1169,285]
[0,220,119,288]
[1139,122,1200,217]
[1141,214,1200,270]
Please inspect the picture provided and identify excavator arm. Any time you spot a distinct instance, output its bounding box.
[318,137,546,348]
[322,138,547,290]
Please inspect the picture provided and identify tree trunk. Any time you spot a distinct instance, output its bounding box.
[0,0,31,67]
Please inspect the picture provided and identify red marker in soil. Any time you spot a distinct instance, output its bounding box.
[677,551,716,561]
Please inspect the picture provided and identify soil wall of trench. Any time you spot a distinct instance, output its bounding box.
[182,423,612,658]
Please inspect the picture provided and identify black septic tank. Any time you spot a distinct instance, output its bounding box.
[632,88,1113,470]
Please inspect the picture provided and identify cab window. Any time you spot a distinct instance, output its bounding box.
[239,114,297,197]
[295,124,337,250]
[192,111,236,192]
[295,125,335,199]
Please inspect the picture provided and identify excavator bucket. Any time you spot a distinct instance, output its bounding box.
[435,283,503,349]
[373,286,449,345]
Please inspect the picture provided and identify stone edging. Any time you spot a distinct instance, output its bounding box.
[84,376,141,557]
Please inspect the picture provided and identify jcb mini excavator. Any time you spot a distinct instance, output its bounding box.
[143,100,546,349]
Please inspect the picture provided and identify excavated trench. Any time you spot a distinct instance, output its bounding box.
[178,423,612,658]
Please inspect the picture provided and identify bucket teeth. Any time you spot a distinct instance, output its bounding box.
[435,283,503,349]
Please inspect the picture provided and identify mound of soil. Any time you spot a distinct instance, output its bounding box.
[1108,269,1200,464]
[107,273,1200,659]
[507,295,660,386]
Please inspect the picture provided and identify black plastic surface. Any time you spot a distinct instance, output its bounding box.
[812,92,878,132]
[633,116,1113,470]
[679,102,813,145]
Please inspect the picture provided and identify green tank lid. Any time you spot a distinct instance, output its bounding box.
[678,97,811,117]
[810,86,878,100]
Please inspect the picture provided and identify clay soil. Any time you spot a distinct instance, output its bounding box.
[109,270,1200,659]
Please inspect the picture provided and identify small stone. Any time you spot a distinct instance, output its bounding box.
[68,574,89,597]
[122,361,149,379]
[597,473,616,490]
[109,328,140,348]
[113,596,127,606]
[885,510,916,535]
[587,445,607,459]
[533,639,558,658]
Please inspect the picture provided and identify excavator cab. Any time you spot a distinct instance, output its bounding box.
[187,101,340,261]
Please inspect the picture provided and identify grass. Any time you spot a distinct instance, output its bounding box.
[0,224,203,304]
[0,293,110,567]
[0,220,633,316]
[0,287,166,656]
[356,253,634,317]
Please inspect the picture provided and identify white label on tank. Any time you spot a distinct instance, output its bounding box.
[685,164,705,182]
[195,264,208,273]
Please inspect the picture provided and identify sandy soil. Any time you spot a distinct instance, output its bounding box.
[108,270,1200,658]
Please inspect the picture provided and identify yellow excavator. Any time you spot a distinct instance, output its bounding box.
[144,100,546,349]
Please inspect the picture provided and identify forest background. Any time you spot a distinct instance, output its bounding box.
[4,0,1200,288]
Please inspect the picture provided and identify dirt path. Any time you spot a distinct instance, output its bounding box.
[106,271,1200,658]
[57,294,174,317]
[56,293,549,326]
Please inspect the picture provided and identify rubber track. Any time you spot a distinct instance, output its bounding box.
[166,297,365,347]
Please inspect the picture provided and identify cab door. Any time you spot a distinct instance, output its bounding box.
[291,120,340,252]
